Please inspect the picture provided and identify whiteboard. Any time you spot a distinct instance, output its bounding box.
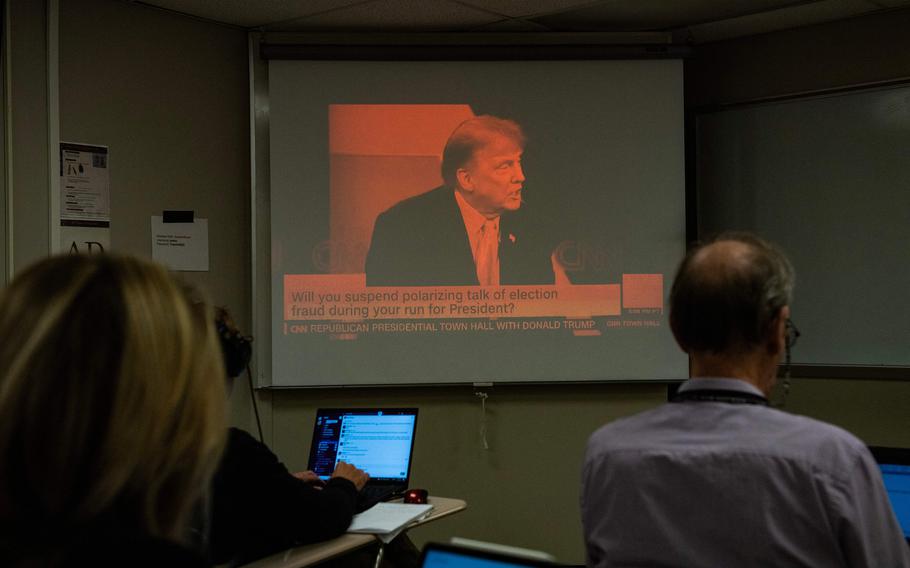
[696,84,910,368]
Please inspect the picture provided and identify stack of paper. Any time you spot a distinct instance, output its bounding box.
[348,503,434,543]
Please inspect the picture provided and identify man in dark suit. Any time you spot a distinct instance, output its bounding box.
[365,115,559,286]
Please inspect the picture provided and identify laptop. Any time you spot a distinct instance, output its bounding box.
[420,542,556,568]
[307,408,419,510]
[869,446,910,544]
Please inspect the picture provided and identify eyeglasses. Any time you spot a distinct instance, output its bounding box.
[775,318,801,409]
[785,319,801,350]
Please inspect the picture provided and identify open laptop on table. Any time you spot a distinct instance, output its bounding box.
[869,446,910,545]
[420,542,556,568]
[307,408,419,511]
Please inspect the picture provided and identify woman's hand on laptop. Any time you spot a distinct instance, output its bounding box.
[293,470,327,488]
[332,461,369,490]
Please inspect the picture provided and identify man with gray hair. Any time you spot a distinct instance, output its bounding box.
[581,233,909,567]
[365,115,559,286]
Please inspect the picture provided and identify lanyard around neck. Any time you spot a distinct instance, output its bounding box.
[672,389,769,406]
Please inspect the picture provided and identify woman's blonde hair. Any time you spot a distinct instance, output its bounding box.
[0,254,226,545]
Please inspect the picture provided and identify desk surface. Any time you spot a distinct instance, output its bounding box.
[245,496,467,568]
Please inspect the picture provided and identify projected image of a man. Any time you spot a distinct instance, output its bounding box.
[446,118,525,216]
[365,115,560,287]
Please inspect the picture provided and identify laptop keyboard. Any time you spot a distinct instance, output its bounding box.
[356,485,400,512]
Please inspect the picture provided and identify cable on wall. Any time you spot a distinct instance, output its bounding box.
[474,383,491,450]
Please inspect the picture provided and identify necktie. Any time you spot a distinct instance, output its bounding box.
[475,219,499,286]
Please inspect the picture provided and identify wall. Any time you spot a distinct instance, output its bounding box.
[55,0,254,420]
[6,0,254,424]
[58,0,249,313]
[686,7,910,107]
[7,0,50,275]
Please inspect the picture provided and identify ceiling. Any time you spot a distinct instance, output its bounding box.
[132,0,910,43]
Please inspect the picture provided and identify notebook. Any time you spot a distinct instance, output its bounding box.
[420,542,556,568]
[307,408,419,509]
[349,502,434,543]
[869,446,910,543]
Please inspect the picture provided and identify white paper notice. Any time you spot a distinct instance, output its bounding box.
[60,143,110,221]
[60,142,111,252]
[151,216,209,271]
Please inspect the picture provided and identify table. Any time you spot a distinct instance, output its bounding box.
[244,496,467,568]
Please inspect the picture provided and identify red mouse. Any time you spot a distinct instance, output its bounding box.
[404,489,428,504]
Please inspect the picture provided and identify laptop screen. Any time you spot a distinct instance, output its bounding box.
[869,446,910,540]
[308,408,418,483]
[421,543,554,568]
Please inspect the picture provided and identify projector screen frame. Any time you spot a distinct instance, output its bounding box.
[249,32,692,388]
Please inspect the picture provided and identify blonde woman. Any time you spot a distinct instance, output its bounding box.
[0,254,226,567]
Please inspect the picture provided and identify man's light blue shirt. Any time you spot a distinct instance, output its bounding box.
[581,377,909,567]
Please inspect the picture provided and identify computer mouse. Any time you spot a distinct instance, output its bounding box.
[404,489,428,504]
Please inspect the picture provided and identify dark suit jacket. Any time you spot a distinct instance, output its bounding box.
[365,186,556,286]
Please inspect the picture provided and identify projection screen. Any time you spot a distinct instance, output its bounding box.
[263,58,687,386]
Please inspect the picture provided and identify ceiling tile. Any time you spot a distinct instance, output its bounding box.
[454,0,603,19]
[530,0,811,32]
[684,0,886,43]
[133,0,910,36]
[264,0,499,31]
[144,0,366,28]
[473,18,554,31]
